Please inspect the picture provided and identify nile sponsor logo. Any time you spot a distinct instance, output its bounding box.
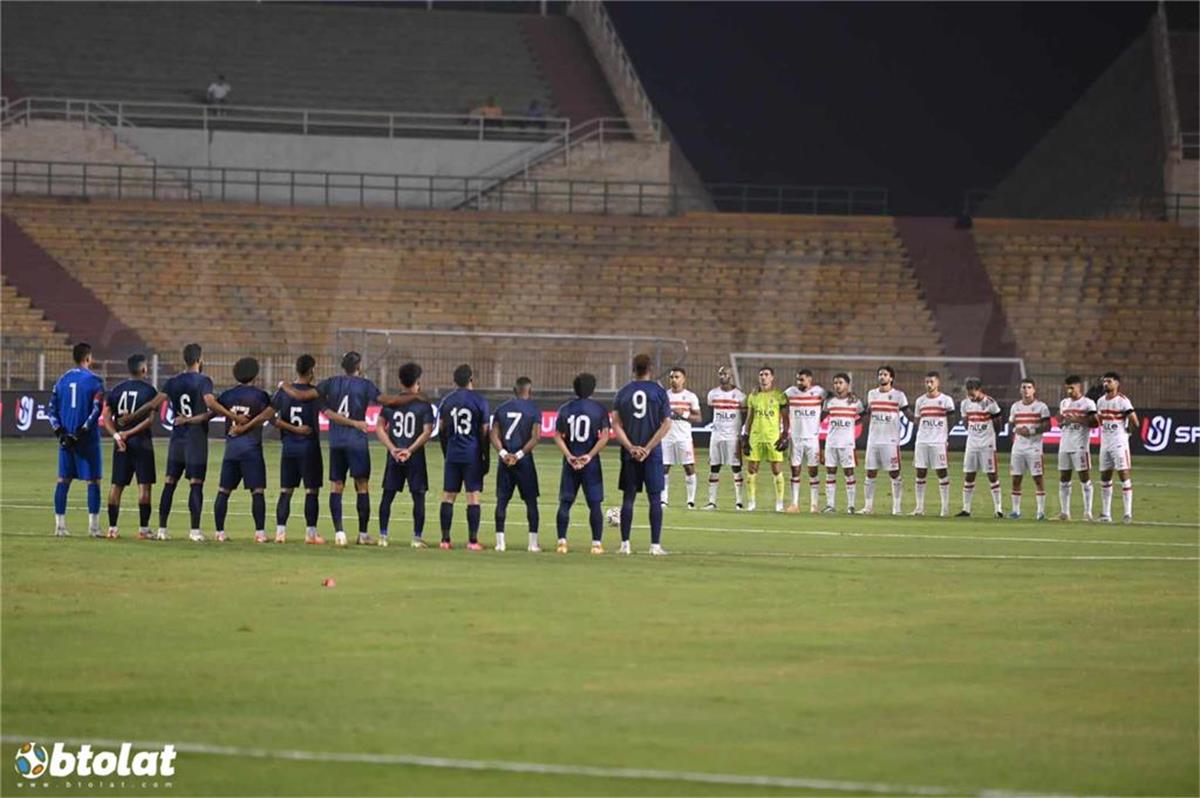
[13,741,176,780]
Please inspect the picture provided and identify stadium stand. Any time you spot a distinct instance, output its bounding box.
[1,3,555,117]
[1,197,943,389]
[973,217,1199,405]
[0,277,67,350]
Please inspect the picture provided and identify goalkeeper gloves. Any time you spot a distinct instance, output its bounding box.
[774,436,789,452]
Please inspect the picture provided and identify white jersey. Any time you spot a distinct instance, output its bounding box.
[865,388,909,446]
[1097,393,1135,450]
[785,385,827,441]
[706,387,745,443]
[666,389,702,444]
[824,395,863,448]
[1058,396,1097,453]
[960,395,1002,449]
[914,392,955,445]
[1008,399,1051,455]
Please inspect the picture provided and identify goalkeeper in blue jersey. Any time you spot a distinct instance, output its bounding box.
[50,342,106,537]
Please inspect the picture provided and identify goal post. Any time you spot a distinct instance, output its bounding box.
[336,328,688,395]
[728,352,1027,403]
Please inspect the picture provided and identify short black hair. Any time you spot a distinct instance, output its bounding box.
[759,365,774,375]
[925,370,940,379]
[233,357,259,384]
[183,343,202,366]
[398,361,422,388]
[295,354,315,377]
[797,368,813,378]
[833,372,851,383]
[513,376,533,396]
[964,377,983,391]
[632,353,652,376]
[71,342,92,365]
[127,354,147,375]
[878,365,896,380]
[453,364,473,388]
[1064,374,1082,386]
[341,351,361,374]
[573,372,597,398]
[669,366,686,376]
[1103,371,1121,382]
[1021,378,1036,387]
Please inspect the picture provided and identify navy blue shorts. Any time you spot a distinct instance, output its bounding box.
[111,441,156,486]
[496,457,539,502]
[559,459,604,505]
[382,457,428,494]
[220,452,267,491]
[58,438,102,481]
[166,435,208,481]
[443,459,484,493]
[280,449,323,490]
[619,449,665,495]
[329,446,371,483]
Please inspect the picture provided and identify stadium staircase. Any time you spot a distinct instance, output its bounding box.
[0,213,148,357]
[972,218,1198,405]
[895,218,1020,385]
[0,198,942,386]
[1,277,68,351]
[0,3,554,116]
[520,15,624,126]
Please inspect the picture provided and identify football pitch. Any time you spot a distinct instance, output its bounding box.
[2,439,1196,797]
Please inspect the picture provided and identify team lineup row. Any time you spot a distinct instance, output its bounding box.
[46,344,1140,554]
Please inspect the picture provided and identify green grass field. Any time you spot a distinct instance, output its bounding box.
[2,438,1196,796]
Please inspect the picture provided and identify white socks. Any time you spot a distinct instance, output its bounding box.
[963,482,975,512]
[1101,481,1113,517]
[826,478,836,507]
[863,477,875,510]
[708,476,719,505]
[809,478,820,508]
[990,481,1002,513]
[939,478,950,514]
[733,472,743,505]
[1122,479,1133,517]
[685,473,697,505]
[846,477,857,507]
[891,478,903,514]
[1059,482,1072,516]
[791,478,801,506]
[915,478,926,513]
[1082,481,1093,517]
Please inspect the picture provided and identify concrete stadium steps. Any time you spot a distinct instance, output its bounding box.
[1170,33,1198,140]
[0,199,944,380]
[1,4,554,116]
[972,218,1199,398]
[520,15,624,126]
[0,213,148,357]
[0,276,68,350]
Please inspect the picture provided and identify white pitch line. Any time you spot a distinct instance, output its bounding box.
[660,523,1199,548]
[0,735,1089,798]
[680,551,1198,562]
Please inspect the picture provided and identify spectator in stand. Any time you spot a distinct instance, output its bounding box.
[524,99,546,130]
[206,74,231,105]
[469,96,503,132]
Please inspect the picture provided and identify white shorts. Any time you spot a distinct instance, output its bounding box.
[1057,449,1092,473]
[708,438,741,467]
[913,442,948,471]
[790,439,821,468]
[824,446,856,469]
[963,447,998,475]
[865,443,901,471]
[662,437,695,466]
[1099,446,1131,472]
[1010,450,1044,477]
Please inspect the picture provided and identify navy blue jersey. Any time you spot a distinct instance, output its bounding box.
[107,378,158,446]
[163,371,214,440]
[318,375,380,449]
[492,398,540,453]
[50,367,105,442]
[383,401,435,451]
[272,382,321,456]
[613,380,671,446]
[438,389,490,463]
[218,384,272,458]
[555,397,611,457]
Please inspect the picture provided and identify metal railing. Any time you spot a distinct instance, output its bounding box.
[963,189,1200,223]
[1,158,890,217]
[1182,131,1199,161]
[0,96,569,143]
[567,1,662,144]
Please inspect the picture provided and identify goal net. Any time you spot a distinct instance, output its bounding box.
[336,328,689,396]
[728,353,1027,403]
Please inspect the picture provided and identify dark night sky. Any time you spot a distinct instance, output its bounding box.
[604,2,1199,215]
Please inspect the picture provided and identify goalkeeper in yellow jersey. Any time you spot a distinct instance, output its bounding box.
[740,366,790,512]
